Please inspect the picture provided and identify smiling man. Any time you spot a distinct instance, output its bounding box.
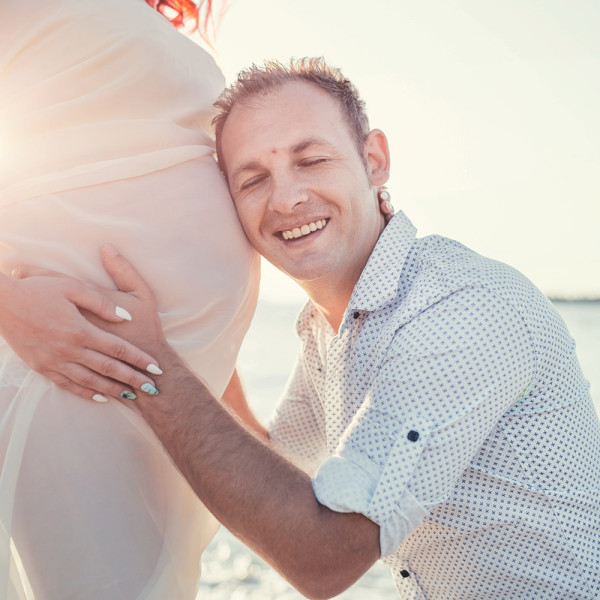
[39,59,599,599]
[216,72,390,332]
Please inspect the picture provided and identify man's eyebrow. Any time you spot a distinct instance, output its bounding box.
[290,137,333,154]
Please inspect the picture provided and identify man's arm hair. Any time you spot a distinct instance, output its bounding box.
[137,350,379,600]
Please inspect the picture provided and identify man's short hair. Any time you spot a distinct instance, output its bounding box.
[213,57,370,177]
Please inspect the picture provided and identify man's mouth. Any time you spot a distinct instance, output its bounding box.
[281,219,328,240]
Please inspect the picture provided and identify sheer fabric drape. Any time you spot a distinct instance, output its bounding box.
[0,1,259,597]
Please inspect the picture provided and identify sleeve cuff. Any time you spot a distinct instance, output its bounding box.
[312,427,430,557]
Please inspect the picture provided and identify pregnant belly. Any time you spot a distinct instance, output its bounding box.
[0,157,259,395]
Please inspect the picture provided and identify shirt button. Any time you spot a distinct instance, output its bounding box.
[407,430,420,442]
[400,570,410,578]
[353,311,360,319]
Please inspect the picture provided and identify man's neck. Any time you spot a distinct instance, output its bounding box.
[299,276,356,334]
[294,215,387,332]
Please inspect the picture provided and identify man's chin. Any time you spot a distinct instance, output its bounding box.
[278,264,335,287]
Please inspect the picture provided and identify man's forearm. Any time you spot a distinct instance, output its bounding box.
[135,348,379,600]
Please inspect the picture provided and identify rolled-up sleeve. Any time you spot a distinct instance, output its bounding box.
[312,287,536,556]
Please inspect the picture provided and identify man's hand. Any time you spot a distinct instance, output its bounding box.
[90,243,172,359]
[2,251,163,402]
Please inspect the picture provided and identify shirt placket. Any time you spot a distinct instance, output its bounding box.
[324,318,363,449]
[323,332,345,451]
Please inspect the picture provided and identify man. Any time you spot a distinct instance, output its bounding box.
[18,58,600,599]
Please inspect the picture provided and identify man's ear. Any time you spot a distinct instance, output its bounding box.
[364,129,390,186]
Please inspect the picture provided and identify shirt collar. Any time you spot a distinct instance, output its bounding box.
[348,210,417,312]
[295,298,322,338]
[295,211,417,337]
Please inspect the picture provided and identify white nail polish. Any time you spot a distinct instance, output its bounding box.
[93,394,109,403]
[115,306,132,321]
[146,363,163,375]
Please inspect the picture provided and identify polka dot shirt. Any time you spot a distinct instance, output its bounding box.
[269,212,600,599]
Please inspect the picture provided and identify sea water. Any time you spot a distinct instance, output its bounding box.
[197,299,600,599]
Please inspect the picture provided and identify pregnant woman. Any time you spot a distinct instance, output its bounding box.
[0,1,259,598]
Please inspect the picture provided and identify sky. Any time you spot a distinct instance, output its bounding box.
[211,0,599,302]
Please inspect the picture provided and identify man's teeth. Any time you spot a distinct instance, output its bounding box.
[282,219,327,240]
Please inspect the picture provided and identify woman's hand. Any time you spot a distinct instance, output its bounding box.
[1,257,163,402]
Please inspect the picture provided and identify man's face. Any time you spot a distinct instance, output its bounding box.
[220,81,388,288]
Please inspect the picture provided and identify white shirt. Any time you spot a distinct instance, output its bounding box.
[270,212,600,599]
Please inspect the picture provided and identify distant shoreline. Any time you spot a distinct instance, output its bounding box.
[549,297,600,303]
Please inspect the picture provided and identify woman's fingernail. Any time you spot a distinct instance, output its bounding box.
[92,394,109,403]
[385,201,394,213]
[115,306,132,321]
[120,390,137,401]
[146,363,163,375]
[141,383,159,395]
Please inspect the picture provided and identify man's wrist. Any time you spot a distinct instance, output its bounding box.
[135,348,213,419]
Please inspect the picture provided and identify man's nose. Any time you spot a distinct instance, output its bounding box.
[268,173,309,213]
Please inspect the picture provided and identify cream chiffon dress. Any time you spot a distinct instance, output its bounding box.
[0,0,259,598]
